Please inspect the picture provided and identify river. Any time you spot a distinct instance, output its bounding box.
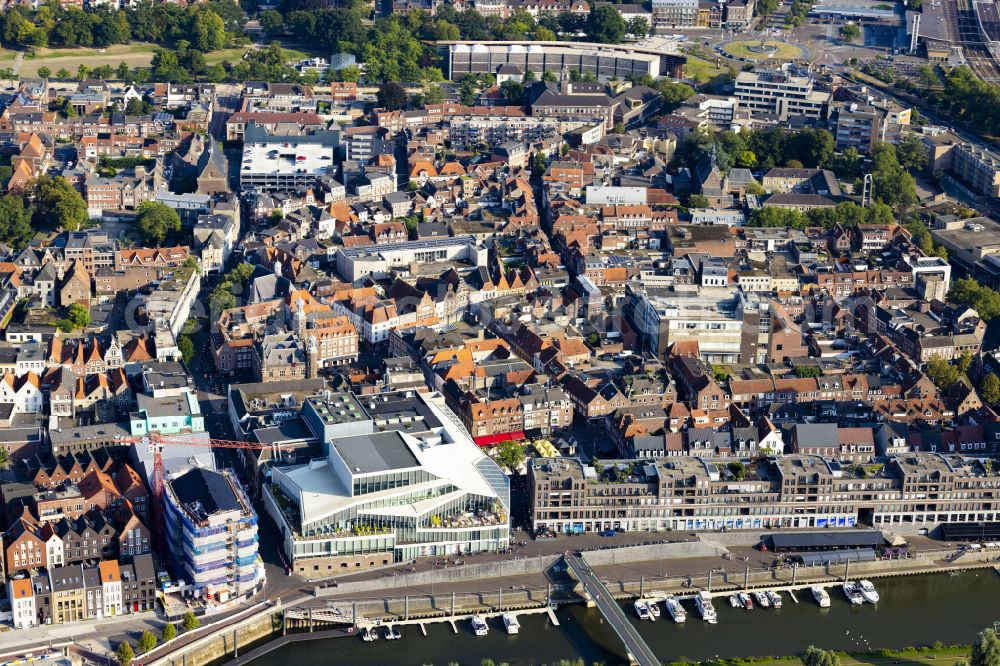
[251,571,1000,666]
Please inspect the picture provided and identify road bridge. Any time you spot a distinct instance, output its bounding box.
[563,555,659,666]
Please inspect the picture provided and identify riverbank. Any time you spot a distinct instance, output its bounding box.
[246,572,998,666]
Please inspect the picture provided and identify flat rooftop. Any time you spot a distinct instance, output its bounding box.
[305,392,369,426]
[339,234,477,258]
[933,217,1000,253]
[241,139,335,177]
[332,431,420,474]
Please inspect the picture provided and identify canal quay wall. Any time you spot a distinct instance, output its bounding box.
[146,609,282,666]
[313,554,564,598]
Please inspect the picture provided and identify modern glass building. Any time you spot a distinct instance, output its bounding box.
[264,391,510,577]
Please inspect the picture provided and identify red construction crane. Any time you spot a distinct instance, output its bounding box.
[119,434,292,548]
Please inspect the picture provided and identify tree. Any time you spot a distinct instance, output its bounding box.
[801,646,840,666]
[56,68,70,79]
[37,66,51,79]
[67,303,90,329]
[499,80,525,106]
[926,355,960,391]
[586,5,627,44]
[896,133,927,172]
[178,335,195,363]
[971,629,1000,666]
[162,623,177,642]
[493,440,526,473]
[957,350,974,376]
[259,9,284,36]
[687,194,709,208]
[840,23,861,42]
[758,0,779,14]
[653,77,694,113]
[116,642,134,666]
[949,278,1000,321]
[870,142,916,216]
[377,82,407,111]
[182,611,200,632]
[30,175,87,231]
[0,194,34,248]
[981,373,1000,405]
[135,201,181,245]
[627,16,649,37]
[793,366,822,378]
[137,631,157,654]
[726,461,746,481]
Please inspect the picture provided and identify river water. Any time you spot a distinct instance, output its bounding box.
[252,572,1000,666]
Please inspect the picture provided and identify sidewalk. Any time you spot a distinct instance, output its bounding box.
[0,612,159,655]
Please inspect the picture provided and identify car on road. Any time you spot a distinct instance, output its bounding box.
[600,530,617,537]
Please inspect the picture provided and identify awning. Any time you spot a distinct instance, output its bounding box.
[474,431,526,447]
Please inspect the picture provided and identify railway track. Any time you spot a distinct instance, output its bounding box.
[953,0,1000,84]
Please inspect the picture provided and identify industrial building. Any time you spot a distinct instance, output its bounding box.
[441,39,686,81]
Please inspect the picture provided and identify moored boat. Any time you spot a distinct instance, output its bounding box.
[811,586,831,608]
[696,592,718,624]
[843,582,864,605]
[729,593,741,608]
[634,600,652,620]
[738,592,753,609]
[502,612,520,635]
[648,600,661,618]
[753,591,771,608]
[767,591,783,608]
[858,580,879,604]
[471,615,489,636]
[664,596,686,623]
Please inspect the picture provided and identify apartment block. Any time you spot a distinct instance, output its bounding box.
[734,68,831,121]
[529,453,1000,534]
[951,142,1000,197]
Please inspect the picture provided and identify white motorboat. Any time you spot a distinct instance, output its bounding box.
[634,600,652,620]
[811,586,831,608]
[843,582,864,605]
[767,591,783,608]
[738,592,753,610]
[664,596,686,623]
[729,593,741,608]
[695,592,718,624]
[384,626,396,640]
[471,615,489,636]
[753,591,771,608]
[502,612,520,635]
[362,627,378,642]
[858,580,879,604]
[648,600,661,618]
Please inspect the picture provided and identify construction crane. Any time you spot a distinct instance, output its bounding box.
[119,433,293,548]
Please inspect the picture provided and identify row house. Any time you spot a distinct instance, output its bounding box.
[518,384,574,434]
[560,375,630,420]
[462,395,525,446]
[9,554,153,628]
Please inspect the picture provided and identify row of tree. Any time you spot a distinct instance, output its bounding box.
[748,200,896,231]
[0,0,244,52]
